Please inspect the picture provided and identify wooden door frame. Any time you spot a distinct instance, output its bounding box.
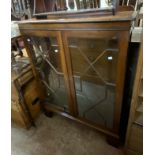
[21,30,75,116]
[62,30,129,133]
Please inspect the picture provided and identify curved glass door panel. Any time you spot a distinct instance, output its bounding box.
[68,36,119,129]
[27,36,69,111]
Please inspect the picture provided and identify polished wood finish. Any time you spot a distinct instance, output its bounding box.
[19,11,136,24]
[114,30,129,132]
[57,31,76,115]
[18,11,135,140]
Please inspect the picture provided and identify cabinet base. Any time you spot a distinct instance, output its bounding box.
[43,103,120,145]
[106,136,120,147]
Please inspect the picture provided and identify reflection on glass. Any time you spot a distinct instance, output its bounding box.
[66,0,77,11]
[34,0,113,14]
[69,37,118,128]
[100,0,113,8]
[27,37,69,110]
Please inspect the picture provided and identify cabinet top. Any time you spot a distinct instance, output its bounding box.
[17,11,136,24]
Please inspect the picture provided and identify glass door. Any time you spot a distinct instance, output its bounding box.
[25,31,71,113]
[63,31,127,130]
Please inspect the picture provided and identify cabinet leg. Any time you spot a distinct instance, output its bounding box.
[106,136,120,147]
[43,108,53,118]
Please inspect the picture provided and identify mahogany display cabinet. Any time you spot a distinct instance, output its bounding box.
[18,11,136,143]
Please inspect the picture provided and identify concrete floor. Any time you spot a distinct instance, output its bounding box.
[12,114,124,155]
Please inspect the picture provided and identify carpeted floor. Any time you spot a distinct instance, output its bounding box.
[12,114,124,155]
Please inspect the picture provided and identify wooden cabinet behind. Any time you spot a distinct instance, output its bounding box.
[11,66,43,128]
[125,42,143,154]
[18,11,136,141]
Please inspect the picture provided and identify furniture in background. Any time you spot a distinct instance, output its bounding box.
[11,0,142,20]
[125,42,143,155]
[11,0,33,20]
[18,9,136,144]
[11,23,43,128]
[33,0,118,18]
[11,64,42,128]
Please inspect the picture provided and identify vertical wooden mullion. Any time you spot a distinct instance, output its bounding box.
[61,31,79,117]
[57,31,77,116]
